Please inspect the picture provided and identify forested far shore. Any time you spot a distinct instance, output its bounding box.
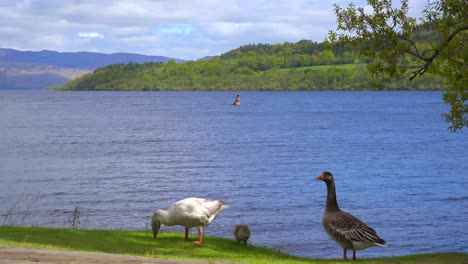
[58,40,443,91]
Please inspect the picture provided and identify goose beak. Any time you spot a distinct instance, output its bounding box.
[316,174,324,181]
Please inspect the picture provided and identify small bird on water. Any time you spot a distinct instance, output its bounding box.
[316,171,387,260]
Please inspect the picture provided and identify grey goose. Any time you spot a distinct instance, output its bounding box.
[317,171,387,260]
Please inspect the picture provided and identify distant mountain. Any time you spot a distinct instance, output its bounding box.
[200,56,217,61]
[0,48,183,90]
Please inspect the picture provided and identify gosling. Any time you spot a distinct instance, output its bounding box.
[233,224,251,246]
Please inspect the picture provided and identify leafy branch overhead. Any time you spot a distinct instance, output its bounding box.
[330,0,467,131]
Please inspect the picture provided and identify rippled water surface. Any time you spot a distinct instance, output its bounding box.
[0,91,467,258]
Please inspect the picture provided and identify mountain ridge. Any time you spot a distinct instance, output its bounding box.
[0,48,183,90]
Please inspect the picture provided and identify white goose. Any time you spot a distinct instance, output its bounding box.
[151,197,228,244]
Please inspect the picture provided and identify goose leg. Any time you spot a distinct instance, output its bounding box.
[352,250,356,260]
[193,227,203,244]
[343,248,348,260]
[184,228,189,241]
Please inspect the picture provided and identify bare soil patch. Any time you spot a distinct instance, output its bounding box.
[0,246,233,264]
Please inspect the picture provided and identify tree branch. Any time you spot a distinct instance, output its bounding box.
[409,25,468,80]
[399,35,427,61]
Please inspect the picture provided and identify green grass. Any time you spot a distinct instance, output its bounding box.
[0,226,466,264]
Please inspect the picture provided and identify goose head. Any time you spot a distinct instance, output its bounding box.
[151,210,164,239]
[316,171,340,211]
[316,171,334,183]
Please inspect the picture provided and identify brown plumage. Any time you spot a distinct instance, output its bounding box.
[233,224,251,246]
[317,171,387,260]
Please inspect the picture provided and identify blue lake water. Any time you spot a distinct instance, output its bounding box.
[0,91,467,258]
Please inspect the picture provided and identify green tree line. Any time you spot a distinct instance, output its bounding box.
[60,39,443,91]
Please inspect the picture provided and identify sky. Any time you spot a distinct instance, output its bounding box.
[0,0,427,60]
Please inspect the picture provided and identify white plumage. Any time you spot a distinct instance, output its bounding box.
[151,197,227,244]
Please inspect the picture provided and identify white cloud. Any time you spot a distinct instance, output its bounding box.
[78,32,104,39]
[113,26,150,37]
[0,0,427,60]
[159,24,195,36]
[15,0,31,9]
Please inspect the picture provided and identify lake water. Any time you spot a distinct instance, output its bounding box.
[0,91,467,259]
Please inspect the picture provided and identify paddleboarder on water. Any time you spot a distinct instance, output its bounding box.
[233,93,240,106]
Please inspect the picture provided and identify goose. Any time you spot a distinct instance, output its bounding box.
[151,197,227,244]
[233,224,251,246]
[316,171,387,260]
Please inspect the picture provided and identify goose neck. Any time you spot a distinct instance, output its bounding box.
[155,210,171,225]
[325,180,340,211]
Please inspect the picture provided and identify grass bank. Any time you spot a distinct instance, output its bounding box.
[0,226,465,263]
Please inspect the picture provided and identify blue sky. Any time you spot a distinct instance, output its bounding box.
[0,0,426,60]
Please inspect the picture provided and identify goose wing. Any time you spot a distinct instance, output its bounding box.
[198,199,225,222]
[169,198,225,227]
[326,211,384,245]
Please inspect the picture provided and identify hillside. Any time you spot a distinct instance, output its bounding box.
[0,49,182,90]
[60,40,443,91]
[0,62,90,90]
